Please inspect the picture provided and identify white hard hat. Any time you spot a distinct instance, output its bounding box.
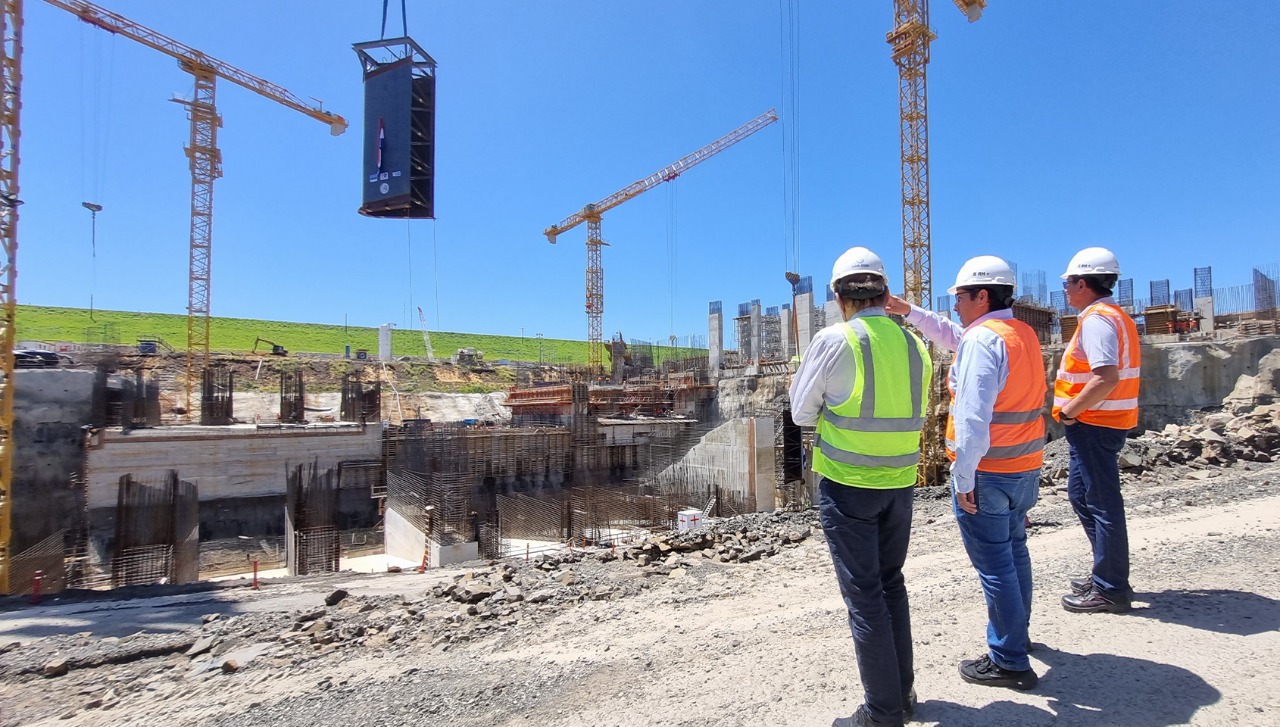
[1061,247,1121,279]
[947,255,1017,295]
[830,246,887,288]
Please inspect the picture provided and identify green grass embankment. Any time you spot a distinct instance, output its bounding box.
[16,305,706,365]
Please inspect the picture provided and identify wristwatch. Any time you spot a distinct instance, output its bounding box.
[1060,413,1076,423]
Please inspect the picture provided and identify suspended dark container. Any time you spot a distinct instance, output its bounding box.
[354,37,437,219]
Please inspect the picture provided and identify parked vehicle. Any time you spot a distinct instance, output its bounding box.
[14,349,60,368]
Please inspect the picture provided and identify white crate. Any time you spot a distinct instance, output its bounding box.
[677,508,707,533]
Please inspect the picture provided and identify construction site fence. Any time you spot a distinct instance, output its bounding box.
[7,530,69,596]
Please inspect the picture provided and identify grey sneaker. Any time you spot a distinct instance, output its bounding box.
[832,704,904,727]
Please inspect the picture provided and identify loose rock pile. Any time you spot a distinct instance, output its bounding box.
[621,510,817,567]
[1040,402,1280,485]
[1156,404,1280,467]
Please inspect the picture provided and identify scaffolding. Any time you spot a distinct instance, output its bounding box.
[1150,279,1171,307]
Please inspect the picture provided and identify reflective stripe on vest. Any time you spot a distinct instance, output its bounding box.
[811,316,932,489]
[944,317,1047,473]
[1051,301,1141,430]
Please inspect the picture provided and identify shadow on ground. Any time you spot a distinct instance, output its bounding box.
[921,646,1220,727]
[1130,589,1280,636]
[0,590,255,640]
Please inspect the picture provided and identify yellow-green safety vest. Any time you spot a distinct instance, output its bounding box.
[811,316,932,489]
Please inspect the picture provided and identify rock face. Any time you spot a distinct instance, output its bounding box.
[1225,348,1280,413]
[1134,337,1280,432]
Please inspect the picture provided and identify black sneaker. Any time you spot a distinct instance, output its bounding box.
[832,704,904,727]
[1070,576,1092,596]
[958,654,1039,690]
[903,688,918,721]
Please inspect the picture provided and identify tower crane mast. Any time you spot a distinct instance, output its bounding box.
[42,0,347,412]
[887,0,985,487]
[545,109,778,373]
[0,0,23,595]
[889,0,983,307]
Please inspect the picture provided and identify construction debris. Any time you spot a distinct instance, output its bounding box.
[1040,402,1280,490]
[621,510,815,565]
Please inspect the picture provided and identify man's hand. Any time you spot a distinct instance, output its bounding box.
[956,489,978,514]
[884,294,911,316]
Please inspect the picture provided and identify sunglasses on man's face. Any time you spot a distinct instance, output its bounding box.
[1062,278,1081,291]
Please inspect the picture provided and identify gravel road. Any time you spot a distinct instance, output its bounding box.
[2,460,1279,727]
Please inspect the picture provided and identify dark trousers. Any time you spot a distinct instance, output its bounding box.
[818,478,914,724]
[1065,421,1132,599]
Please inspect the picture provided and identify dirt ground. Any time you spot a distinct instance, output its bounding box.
[2,460,1279,727]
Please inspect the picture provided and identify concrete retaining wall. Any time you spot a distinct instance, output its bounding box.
[83,423,383,509]
[659,416,775,510]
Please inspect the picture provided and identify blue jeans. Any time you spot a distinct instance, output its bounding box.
[818,478,914,724]
[1065,421,1132,599]
[954,469,1039,672]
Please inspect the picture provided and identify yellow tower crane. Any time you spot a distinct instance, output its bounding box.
[0,0,346,593]
[43,0,348,413]
[545,109,778,374]
[888,1,984,487]
[889,0,984,307]
[0,0,24,595]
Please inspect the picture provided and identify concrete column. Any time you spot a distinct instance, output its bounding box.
[708,301,723,374]
[378,324,394,362]
[824,288,842,328]
[751,416,777,512]
[796,291,815,358]
[1195,297,1216,332]
[749,300,762,364]
[780,304,794,359]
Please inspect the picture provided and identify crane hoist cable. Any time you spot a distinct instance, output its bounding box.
[431,220,442,331]
[380,0,409,40]
[779,0,803,360]
[406,216,414,334]
[778,0,801,280]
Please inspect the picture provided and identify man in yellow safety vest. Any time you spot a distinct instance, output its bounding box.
[790,246,932,727]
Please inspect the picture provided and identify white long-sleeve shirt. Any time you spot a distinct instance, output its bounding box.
[904,305,1014,494]
[788,308,890,428]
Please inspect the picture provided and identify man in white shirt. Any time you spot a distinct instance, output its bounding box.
[886,255,1046,691]
[1053,247,1141,614]
[791,246,931,727]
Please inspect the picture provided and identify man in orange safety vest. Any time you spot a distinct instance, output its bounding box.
[887,254,1045,692]
[1053,247,1141,615]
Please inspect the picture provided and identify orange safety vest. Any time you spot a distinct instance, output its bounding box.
[1052,300,1141,430]
[946,317,1047,473]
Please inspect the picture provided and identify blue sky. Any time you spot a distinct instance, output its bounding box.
[18,1,1280,344]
